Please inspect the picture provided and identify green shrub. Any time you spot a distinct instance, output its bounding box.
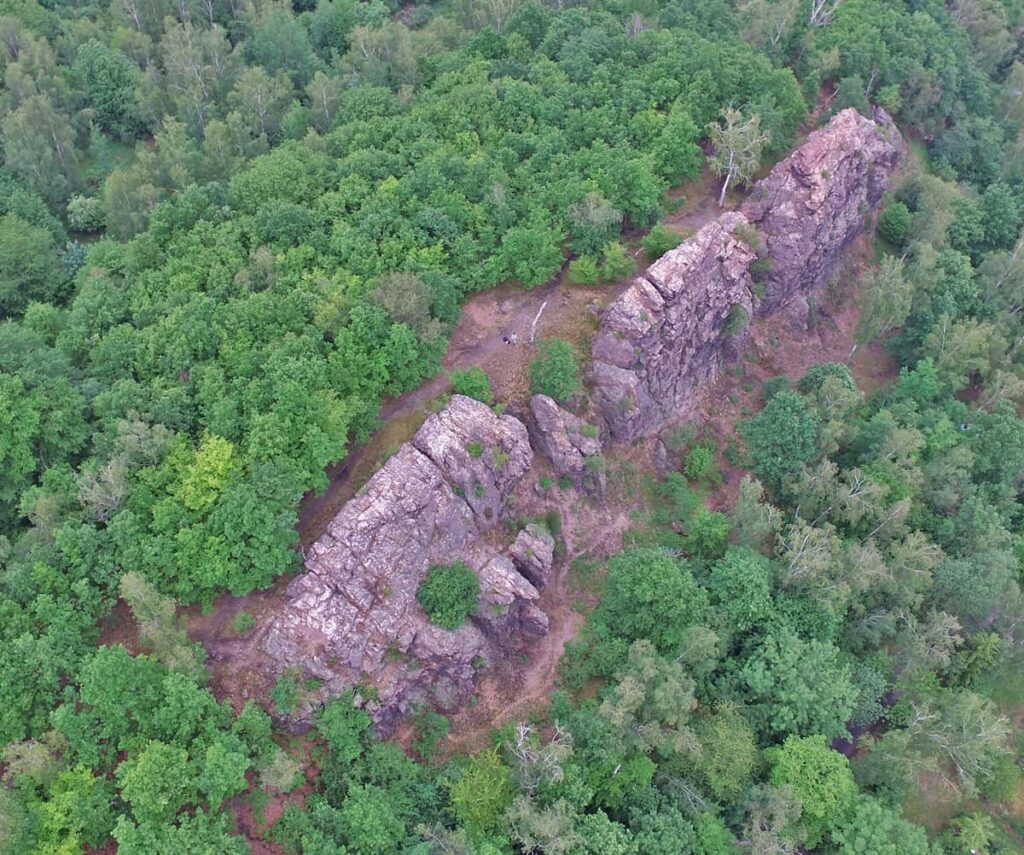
[878,200,912,246]
[417,562,480,629]
[529,338,582,402]
[683,445,716,481]
[271,673,300,715]
[466,441,483,457]
[642,224,683,259]
[413,710,450,760]
[450,367,494,403]
[231,611,256,636]
[568,255,600,285]
[599,241,635,281]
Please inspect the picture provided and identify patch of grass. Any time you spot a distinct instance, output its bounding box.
[271,672,301,715]
[466,441,483,457]
[231,611,256,636]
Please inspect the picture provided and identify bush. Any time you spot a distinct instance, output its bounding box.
[599,241,635,281]
[67,195,105,232]
[231,611,256,636]
[568,255,600,285]
[413,710,450,760]
[417,562,480,629]
[271,673,300,715]
[683,445,716,481]
[878,201,912,247]
[642,224,683,260]
[450,367,494,404]
[529,338,582,402]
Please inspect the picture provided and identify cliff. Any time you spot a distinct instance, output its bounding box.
[592,108,902,440]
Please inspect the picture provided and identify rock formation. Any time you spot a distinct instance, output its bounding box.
[592,213,758,441]
[742,107,902,313]
[256,396,547,730]
[593,108,901,440]
[508,524,556,589]
[529,394,607,496]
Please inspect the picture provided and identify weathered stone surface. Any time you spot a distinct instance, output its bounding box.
[529,394,606,496]
[413,394,532,527]
[592,212,757,441]
[742,106,901,313]
[592,108,901,441]
[508,524,556,589]
[256,396,544,731]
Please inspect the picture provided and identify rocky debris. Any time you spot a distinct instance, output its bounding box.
[592,108,901,440]
[593,212,757,441]
[742,107,901,313]
[256,396,544,731]
[529,394,607,496]
[508,524,556,589]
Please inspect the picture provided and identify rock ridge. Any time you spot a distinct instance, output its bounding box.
[593,107,902,440]
[256,395,551,730]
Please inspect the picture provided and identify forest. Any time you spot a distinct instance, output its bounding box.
[3,0,1024,852]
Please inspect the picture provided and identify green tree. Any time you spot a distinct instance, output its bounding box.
[830,795,931,854]
[417,561,480,629]
[529,339,582,403]
[731,628,856,741]
[598,548,708,654]
[447,749,515,838]
[0,213,67,314]
[740,391,820,492]
[501,215,564,288]
[768,734,857,846]
[73,41,140,139]
[339,783,406,854]
[117,740,195,823]
[197,740,250,810]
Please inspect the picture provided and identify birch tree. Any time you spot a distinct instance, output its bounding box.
[707,108,770,206]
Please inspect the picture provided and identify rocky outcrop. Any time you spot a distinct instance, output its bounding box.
[529,394,607,496]
[256,396,547,730]
[742,107,901,313]
[593,213,758,441]
[593,108,901,441]
[411,394,532,527]
[508,524,556,589]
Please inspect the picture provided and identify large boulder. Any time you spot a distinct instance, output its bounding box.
[742,106,902,313]
[593,212,757,440]
[255,396,544,731]
[529,394,606,496]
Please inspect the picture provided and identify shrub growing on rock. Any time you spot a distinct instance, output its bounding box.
[417,562,480,629]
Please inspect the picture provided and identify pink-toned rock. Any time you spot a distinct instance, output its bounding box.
[593,212,757,440]
[742,107,901,313]
[592,108,902,440]
[255,396,544,732]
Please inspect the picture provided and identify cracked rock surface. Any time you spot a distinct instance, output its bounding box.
[593,108,902,441]
[256,396,547,730]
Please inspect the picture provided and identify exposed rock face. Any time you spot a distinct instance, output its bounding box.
[508,524,556,589]
[412,394,532,527]
[529,394,606,496]
[257,396,546,730]
[593,108,901,441]
[592,213,757,441]
[742,107,901,313]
